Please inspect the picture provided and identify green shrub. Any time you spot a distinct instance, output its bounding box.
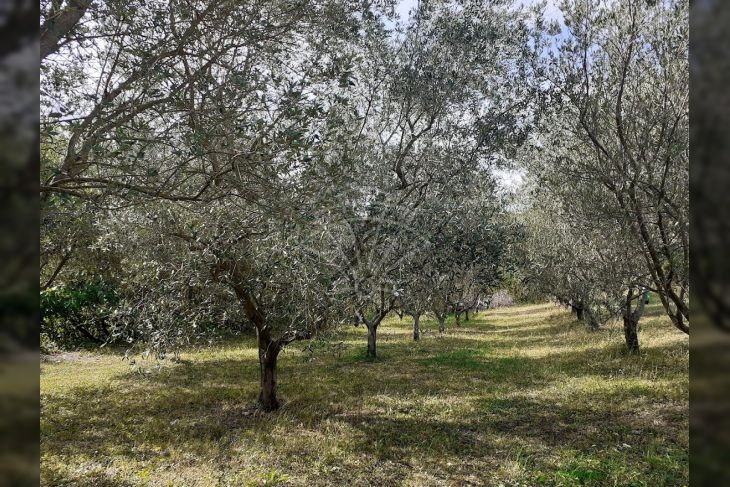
[40,280,118,349]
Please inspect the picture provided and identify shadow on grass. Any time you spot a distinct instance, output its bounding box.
[41,303,687,485]
[332,394,676,458]
[42,339,684,454]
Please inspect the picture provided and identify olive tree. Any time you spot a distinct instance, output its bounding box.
[317,0,539,357]
[536,0,689,334]
[426,184,514,333]
[101,201,347,410]
[520,184,651,352]
[40,0,383,410]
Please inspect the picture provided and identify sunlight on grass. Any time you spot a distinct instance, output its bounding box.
[41,303,688,486]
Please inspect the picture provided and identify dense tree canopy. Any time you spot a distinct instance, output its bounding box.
[518,0,688,352]
[40,0,689,409]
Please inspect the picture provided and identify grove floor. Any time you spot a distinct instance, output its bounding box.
[41,303,688,486]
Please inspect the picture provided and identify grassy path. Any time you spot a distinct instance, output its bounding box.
[41,303,688,486]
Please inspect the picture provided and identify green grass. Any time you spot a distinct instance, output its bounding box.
[41,303,688,486]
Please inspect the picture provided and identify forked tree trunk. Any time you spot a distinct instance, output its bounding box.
[412,313,421,341]
[225,266,286,412]
[623,288,647,354]
[257,331,281,411]
[366,324,377,358]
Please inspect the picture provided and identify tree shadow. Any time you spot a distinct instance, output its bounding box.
[42,336,684,455]
[41,303,687,485]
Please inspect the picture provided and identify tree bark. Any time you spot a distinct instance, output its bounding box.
[572,302,585,321]
[623,288,647,354]
[216,259,316,412]
[437,316,445,333]
[227,270,282,412]
[455,311,461,327]
[623,313,639,354]
[41,0,93,61]
[257,329,281,411]
[465,310,470,321]
[366,323,377,358]
[412,313,420,341]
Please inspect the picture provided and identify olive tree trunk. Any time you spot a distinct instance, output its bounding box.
[623,288,648,354]
[623,313,639,354]
[572,302,585,321]
[256,330,281,411]
[455,311,462,327]
[366,323,377,358]
[412,313,421,341]
[229,275,283,412]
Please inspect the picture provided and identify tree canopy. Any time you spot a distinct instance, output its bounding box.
[41,0,689,409]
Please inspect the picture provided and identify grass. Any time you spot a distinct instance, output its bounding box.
[40,303,688,486]
[1,358,39,485]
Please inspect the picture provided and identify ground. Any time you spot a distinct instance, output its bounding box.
[40,303,688,486]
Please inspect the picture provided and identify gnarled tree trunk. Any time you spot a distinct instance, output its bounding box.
[437,316,445,333]
[465,310,470,321]
[455,311,462,327]
[228,270,284,412]
[623,287,648,354]
[412,313,420,341]
[257,331,281,411]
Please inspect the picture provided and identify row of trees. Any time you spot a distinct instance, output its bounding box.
[520,0,689,353]
[41,0,538,410]
[41,0,689,408]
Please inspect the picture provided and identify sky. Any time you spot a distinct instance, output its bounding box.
[385,0,569,194]
[520,0,564,22]
[392,0,564,23]
[394,0,416,21]
[382,0,567,194]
